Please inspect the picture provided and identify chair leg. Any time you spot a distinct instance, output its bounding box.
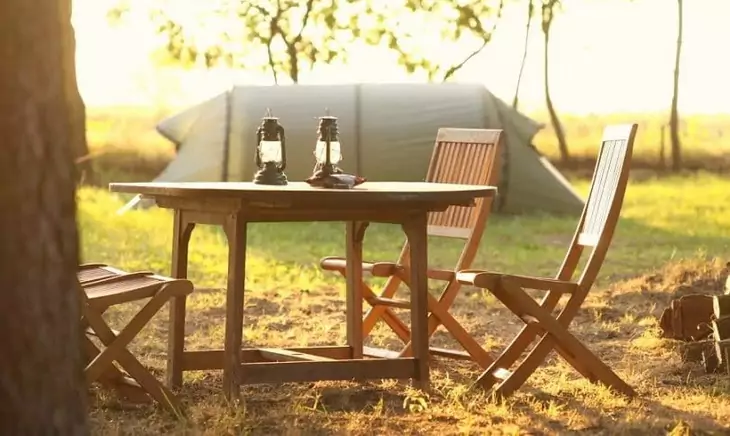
[360,286,411,342]
[114,347,184,416]
[84,293,170,382]
[398,292,495,368]
[89,311,184,415]
[83,296,186,415]
[332,267,412,342]
[84,335,152,404]
[167,294,187,389]
[484,279,636,398]
[474,290,569,391]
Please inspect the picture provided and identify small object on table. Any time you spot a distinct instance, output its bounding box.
[305,171,367,189]
[253,109,288,185]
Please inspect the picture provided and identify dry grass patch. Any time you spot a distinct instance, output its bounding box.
[88,258,730,435]
[80,173,730,434]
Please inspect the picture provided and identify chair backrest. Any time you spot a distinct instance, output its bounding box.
[425,128,502,240]
[555,124,638,290]
[392,128,501,272]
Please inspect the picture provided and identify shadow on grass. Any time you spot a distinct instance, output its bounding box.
[153,371,730,435]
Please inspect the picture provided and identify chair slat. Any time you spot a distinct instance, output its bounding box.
[426,130,500,236]
[579,138,630,246]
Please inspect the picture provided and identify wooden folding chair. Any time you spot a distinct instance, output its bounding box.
[78,263,194,415]
[456,124,639,399]
[320,128,502,367]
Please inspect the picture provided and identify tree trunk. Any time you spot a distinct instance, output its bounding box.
[0,0,89,434]
[542,1,570,164]
[513,0,534,109]
[287,44,300,84]
[669,0,683,172]
[60,0,91,183]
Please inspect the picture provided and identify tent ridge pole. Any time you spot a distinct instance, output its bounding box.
[221,87,233,181]
[354,83,363,176]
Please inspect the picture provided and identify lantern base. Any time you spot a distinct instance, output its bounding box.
[253,163,288,185]
[311,162,342,178]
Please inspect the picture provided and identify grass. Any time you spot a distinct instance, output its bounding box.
[83,171,730,434]
[531,111,730,169]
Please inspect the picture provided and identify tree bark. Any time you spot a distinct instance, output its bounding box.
[0,0,89,434]
[669,0,683,172]
[542,1,570,164]
[512,0,534,109]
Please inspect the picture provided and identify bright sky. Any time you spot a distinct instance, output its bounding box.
[72,0,730,114]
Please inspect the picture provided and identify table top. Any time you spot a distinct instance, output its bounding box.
[109,181,497,207]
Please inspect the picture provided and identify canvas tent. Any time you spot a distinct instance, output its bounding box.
[150,83,583,214]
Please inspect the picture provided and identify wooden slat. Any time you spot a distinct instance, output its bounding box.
[365,346,474,361]
[579,138,627,246]
[363,346,400,359]
[239,358,416,384]
[371,296,411,309]
[259,348,335,362]
[428,347,472,360]
[180,346,354,370]
[427,225,471,239]
[424,129,500,238]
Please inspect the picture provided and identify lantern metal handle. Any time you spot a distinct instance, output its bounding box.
[255,128,263,169]
[278,124,286,171]
[325,125,331,167]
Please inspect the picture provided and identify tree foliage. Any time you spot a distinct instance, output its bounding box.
[108,0,505,83]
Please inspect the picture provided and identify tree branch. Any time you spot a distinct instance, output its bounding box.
[249,3,282,84]
[294,0,315,44]
[441,0,504,82]
[266,39,279,84]
[512,0,534,108]
[441,40,488,82]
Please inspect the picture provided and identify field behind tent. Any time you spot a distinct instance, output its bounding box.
[84,107,730,434]
[84,107,730,186]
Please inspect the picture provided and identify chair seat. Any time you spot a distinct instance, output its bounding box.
[78,264,118,284]
[85,276,167,307]
[78,264,193,308]
[79,262,194,415]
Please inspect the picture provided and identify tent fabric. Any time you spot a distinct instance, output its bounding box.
[152,83,584,214]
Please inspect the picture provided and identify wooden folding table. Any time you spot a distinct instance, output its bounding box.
[109,181,496,401]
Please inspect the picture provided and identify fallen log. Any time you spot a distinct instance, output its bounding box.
[659,294,714,341]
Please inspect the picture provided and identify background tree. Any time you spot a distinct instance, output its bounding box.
[669,0,683,171]
[109,0,355,84]
[0,0,88,434]
[512,0,534,109]
[358,0,505,82]
[541,0,570,164]
[108,0,506,84]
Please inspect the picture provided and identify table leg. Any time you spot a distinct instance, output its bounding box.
[167,209,195,389]
[223,213,247,401]
[402,213,430,391]
[346,221,369,359]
